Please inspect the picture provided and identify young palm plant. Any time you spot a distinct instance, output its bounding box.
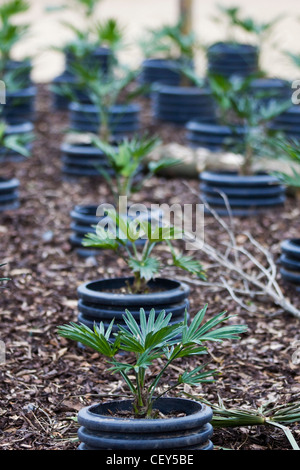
[58,305,247,419]
[83,208,205,294]
[90,134,179,208]
[0,0,30,73]
[208,74,291,175]
[213,4,281,48]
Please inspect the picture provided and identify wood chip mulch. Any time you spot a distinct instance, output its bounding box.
[0,85,299,451]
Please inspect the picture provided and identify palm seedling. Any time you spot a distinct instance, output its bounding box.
[140,20,198,63]
[82,208,205,294]
[207,74,291,175]
[90,134,179,209]
[58,305,247,418]
[213,4,281,49]
[0,120,33,160]
[0,0,31,74]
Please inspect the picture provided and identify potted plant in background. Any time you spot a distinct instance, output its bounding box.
[207,5,281,79]
[0,0,32,85]
[138,20,198,89]
[186,73,290,151]
[51,17,125,110]
[0,0,36,121]
[57,62,147,177]
[69,134,178,256]
[196,75,290,216]
[1,67,36,128]
[152,67,217,126]
[58,305,247,450]
[73,209,205,329]
[0,121,33,211]
[268,138,300,289]
[268,51,300,140]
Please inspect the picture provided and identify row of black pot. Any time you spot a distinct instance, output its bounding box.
[140,43,259,89]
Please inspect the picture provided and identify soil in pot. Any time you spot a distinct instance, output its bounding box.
[76,276,190,332]
[77,397,213,450]
[199,171,286,217]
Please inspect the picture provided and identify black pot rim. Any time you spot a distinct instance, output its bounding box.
[77,397,212,432]
[200,170,281,186]
[69,101,141,113]
[208,41,258,54]
[5,122,34,135]
[0,177,20,190]
[77,276,190,306]
[152,84,211,96]
[186,121,246,135]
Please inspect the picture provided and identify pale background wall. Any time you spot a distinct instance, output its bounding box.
[11,0,300,83]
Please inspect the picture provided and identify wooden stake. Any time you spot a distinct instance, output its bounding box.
[179,0,193,35]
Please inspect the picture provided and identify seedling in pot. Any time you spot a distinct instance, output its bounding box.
[207,74,291,175]
[212,4,281,49]
[58,305,247,418]
[0,120,33,159]
[271,137,300,187]
[139,20,199,63]
[90,134,180,209]
[83,209,205,294]
[0,0,31,74]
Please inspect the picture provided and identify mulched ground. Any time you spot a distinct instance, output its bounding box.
[0,85,300,451]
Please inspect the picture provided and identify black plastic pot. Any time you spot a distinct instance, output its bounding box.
[207,42,259,78]
[65,46,113,75]
[0,177,20,212]
[152,84,216,125]
[60,142,114,178]
[140,58,189,88]
[199,171,286,217]
[280,239,300,288]
[6,59,32,87]
[0,122,33,162]
[77,397,213,450]
[77,277,190,331]
[269,106,300,138]
[69,102,141,138]
[186,121,246,151]
[52,47,113,110]
[250,78,291,104]
[51,71,89,110]
[2,86,36,125]
[69,204,162,257]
